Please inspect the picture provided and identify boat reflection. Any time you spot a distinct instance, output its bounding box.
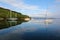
[0,20,29,29]
[44,19,53,25]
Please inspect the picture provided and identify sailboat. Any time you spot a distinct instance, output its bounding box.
[44,11,53,24]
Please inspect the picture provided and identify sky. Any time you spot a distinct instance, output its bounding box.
[0,0,60,18]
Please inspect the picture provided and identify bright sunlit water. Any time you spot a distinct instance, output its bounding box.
[0,18,60,40]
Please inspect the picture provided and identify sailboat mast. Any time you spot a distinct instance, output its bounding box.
[45,10,47,19]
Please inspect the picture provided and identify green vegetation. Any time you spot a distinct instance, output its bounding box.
[0,7,31,29]
[0,20,24,29]
[0,7,30,20]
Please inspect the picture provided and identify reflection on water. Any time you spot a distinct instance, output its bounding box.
[0,20,28,29]
[44,19,53,25]
[30,18,53,25]
[0,18,60,40]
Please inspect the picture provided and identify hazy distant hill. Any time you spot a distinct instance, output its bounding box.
[32,17,56,19]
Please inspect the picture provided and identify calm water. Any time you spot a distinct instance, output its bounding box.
[0,18,60,40]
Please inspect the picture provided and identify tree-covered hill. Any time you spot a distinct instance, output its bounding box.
[0,7,30,20]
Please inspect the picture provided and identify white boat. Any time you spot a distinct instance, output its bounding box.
[7,18,17,21]
[44,19,53,24]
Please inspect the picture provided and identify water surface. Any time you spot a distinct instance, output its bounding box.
[0,18,60,40]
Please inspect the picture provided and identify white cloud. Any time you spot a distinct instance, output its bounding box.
[52,0,60,18]
[27,10,52,17]
[55,0,60,2]
[0,0,54,18]
[0,0,39,10]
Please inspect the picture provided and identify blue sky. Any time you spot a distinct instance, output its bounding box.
[0,0,60,18]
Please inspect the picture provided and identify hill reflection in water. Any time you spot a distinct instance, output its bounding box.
[0,20,28,29]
